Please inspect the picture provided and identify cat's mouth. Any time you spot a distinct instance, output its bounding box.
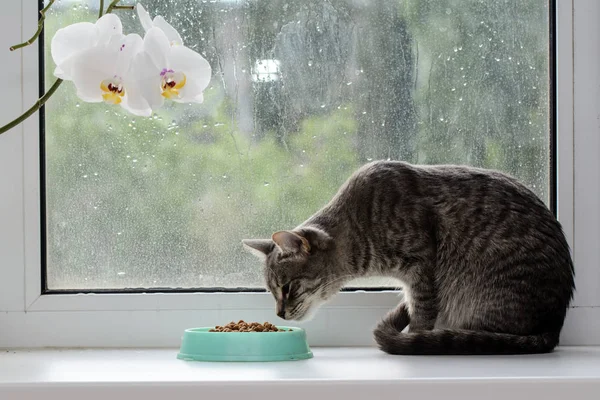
[284,299,321,321]
[282,306,307,321]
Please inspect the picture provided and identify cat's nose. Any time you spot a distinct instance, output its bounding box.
[277,309,286,319]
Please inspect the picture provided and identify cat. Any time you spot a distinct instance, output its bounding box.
[242,160,575,355]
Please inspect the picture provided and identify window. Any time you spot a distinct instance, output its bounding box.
[44,0,552,291]
[2,0,599,349]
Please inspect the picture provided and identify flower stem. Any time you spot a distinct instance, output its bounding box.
[106,0,123,14]
[10,0,55,51]
[0,79,63,135]
[99,0,105,18]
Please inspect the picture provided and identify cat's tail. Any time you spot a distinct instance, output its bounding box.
[373,322,559,355]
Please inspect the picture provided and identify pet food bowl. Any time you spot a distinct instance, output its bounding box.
[177,326,313,362]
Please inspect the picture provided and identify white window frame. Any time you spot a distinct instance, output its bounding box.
[0,0,598,348]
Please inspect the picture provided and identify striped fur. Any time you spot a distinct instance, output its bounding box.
[243,160,575,355]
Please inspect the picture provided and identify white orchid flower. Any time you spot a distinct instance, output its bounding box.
[66,33,151,116]
[51,14,123,80]
[127,27,211,110]
[136,3,183,46]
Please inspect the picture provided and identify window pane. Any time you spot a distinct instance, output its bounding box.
[44,0,550,290]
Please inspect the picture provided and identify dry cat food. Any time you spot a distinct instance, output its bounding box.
[208,320,292,332]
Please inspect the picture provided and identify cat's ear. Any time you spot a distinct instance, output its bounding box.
[296,227,332,251]
[242,239,274,260]
[272,231,311,254]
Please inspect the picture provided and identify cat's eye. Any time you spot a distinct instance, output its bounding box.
[281,282,291,297]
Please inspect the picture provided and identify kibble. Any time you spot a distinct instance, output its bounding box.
[208,320,293,332]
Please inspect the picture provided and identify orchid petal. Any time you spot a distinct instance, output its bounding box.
[143,28,170,71]
[51,22,96,78]
[70,46,118,102]
[128,51,165,110]
[152,16,183,46]
[110,33,144,77]
[95,13,123,45]
[51,14,124,81]
[59,33,130,82]
[168,45,212,103]
[136,4,184,46]
[136,4,154,33]
[121,92,152,117]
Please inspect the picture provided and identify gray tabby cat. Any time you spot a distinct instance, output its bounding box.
[243,161,575,355]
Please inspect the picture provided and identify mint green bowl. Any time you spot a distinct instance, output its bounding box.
[177,326,313,362]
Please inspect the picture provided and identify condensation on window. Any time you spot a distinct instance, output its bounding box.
[44,0,550,290]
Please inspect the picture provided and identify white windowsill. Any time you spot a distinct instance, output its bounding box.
[0,347,599,400]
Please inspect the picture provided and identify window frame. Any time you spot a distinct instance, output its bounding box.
[1,0,598,348]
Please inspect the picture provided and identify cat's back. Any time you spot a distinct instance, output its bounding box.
[350,160,547,212]
[345,160,568,259]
